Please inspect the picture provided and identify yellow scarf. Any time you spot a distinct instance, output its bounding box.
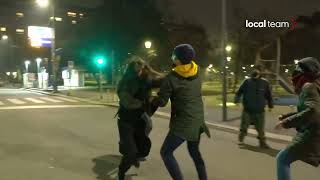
[173,61,198,78]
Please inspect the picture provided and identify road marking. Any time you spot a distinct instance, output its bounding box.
[7,99,26,105]
[53,97,79,103]
[0,105,104,110]
[39,97,63,103]
[24,98,46,104]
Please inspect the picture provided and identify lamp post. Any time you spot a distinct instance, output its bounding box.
[25,60,31,73]
[36,0,57,92]
[221,0,229,122]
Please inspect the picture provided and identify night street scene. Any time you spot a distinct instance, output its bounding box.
[0,0,320,179]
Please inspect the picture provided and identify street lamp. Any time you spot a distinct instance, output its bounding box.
[25,60,31,73]
[145,41,152,49]
[1,35,8,40]
[36,58,42,73]
[227,57,232,62]
[36,0,49,8]
[225,45,232,52]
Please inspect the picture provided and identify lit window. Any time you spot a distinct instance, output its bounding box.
[0,27,6,32]
[55,17,63,21]
[16,29,25,33]
[50,17,63,21]
[16,12,24,18]
[67,12,77,17]
[72,20,77,24]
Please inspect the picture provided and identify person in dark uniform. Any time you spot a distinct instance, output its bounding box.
[234,69,274,148]
[116,58,163,180]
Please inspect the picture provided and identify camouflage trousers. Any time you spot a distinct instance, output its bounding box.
[239,111,266,143]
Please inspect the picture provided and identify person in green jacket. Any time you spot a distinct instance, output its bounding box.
[275,57,320,180]
[152,44,210,180]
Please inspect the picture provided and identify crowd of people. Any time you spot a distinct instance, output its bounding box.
[115,44,320,180]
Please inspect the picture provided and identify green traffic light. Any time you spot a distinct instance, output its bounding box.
[94,56,106,67]
[97,58,104,65]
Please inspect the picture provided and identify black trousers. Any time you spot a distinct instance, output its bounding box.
[117,120,151,179]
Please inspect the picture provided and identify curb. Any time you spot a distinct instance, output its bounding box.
[24,88,293,144]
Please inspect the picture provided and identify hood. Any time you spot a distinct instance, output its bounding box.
[173,61,198,78]
[297,57,320,79]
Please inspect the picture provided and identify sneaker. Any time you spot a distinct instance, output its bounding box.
[260,142,271,149]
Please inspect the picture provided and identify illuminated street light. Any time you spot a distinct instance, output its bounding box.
[250,64,255,67]
[1,35,8,40]
[145,41,152,49]
[242,66,246,70]
[227,57,232,62]
[285,69,289,73]
[208,64,213,68]
[225,45,232,52]
[25,60,31,73]
[294,59,299,65]
[36,0,49,8]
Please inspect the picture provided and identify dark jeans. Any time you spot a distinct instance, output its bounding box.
[160,133,207,180]
[276,148,299,180]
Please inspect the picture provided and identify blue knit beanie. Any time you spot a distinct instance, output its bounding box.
[173,44,195,64]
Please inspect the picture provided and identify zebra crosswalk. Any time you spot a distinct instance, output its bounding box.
[0,96,81,106]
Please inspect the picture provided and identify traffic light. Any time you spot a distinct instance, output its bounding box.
[94,55,106,67]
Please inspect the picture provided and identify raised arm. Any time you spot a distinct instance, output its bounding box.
[282,83,320,129]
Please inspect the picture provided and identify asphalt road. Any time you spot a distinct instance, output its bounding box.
[0,89,319,180]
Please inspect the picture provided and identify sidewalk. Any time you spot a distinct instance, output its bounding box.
[26,88,295,143]
[66,88,296,137]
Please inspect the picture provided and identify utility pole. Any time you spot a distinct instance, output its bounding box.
[221,0,228,121]
[51,0,57,92]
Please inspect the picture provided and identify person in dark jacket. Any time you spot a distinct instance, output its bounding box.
[234,69,274,148]
[152,44,210,180]
[275,57,320,180]
[116,58,163,180]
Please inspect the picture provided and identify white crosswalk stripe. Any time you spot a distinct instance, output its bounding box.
[7,99,26,105]
[24,98,45,104]
[38,97,63,103]
[53,97,79,103]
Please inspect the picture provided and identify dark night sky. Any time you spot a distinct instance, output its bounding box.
[82,0,320,40]
[164,0,320,40]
